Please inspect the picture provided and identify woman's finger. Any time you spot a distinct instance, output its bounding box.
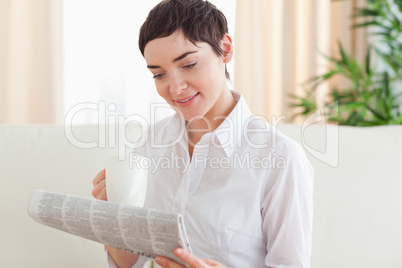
[154,249,224,268]
[154,256,185,268]
[92,173,108,200]
[174,248,209,268]
[201,258,222,266]
[98,180,107,200]
[92,169,105,186]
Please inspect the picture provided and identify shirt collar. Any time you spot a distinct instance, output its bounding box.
[210,90,253,157]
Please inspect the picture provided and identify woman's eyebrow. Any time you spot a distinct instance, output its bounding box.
[147,65,160,69]
[173,50,198,62]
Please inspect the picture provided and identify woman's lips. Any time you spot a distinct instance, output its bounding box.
[176,92,200,107]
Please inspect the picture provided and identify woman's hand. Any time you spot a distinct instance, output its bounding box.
[155,248,225,268]
[92,169,107,201]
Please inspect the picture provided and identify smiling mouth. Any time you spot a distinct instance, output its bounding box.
[176,92,200,103]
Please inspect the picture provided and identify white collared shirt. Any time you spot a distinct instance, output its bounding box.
[111,91,313,268]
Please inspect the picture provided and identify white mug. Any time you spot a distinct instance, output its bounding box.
[105,154,148,207]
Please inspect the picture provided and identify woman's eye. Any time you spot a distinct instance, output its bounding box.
[152,73,165,79]
[183,63,197,70]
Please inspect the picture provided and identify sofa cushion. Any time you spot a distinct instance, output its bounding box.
[278,124,402,268]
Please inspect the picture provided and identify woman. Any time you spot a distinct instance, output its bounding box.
[92,0,313,267]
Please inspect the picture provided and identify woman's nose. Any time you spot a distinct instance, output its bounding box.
[169,73,187,96]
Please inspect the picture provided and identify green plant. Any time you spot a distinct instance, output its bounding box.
[291,0,402,126]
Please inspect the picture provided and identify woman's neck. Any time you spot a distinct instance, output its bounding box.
[186,89,237,147]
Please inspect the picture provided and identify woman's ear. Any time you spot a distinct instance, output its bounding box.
[221,34,234,63]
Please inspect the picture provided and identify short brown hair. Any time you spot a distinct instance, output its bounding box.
[139,0,230,79]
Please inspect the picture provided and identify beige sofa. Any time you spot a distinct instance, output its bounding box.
[1,123,401,268]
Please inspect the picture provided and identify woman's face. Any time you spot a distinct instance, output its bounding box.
[144,30,233,122]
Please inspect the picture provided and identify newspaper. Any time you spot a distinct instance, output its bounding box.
[28,189,192,266]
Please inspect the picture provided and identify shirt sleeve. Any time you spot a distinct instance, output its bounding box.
[260,140,314,268]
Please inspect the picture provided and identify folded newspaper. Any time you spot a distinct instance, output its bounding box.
[28,189,192,266]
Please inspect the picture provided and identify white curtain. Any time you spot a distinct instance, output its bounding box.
[234,0,367,123]
[0,0,63,124]
[0,0,367,124]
